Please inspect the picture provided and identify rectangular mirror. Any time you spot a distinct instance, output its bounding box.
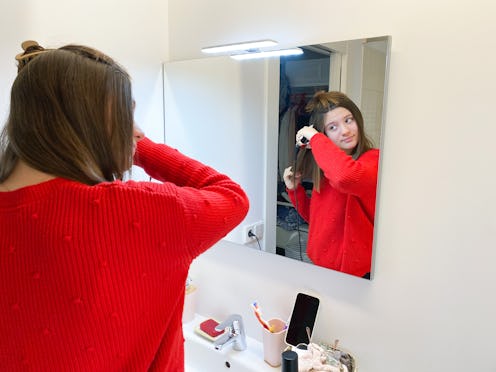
[162,36,391,280]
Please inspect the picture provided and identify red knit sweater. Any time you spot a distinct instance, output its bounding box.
[287,133,379,277]
[0,138,249,371]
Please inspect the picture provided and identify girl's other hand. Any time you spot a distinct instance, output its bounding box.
[283,166,301,190]
[133,124,145,156]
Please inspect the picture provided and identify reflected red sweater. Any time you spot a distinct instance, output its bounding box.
[0,138,249,371]
[287,133,378,277]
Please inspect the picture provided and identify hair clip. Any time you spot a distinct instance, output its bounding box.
[15,40,47,62]
[15,40,49,72]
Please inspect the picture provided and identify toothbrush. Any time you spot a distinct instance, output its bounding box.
[251,301,272,332]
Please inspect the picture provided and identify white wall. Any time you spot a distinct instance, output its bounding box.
[169,1,496,371]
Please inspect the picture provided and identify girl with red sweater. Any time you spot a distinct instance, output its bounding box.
[283,91,378,279]
[0,41,249,371]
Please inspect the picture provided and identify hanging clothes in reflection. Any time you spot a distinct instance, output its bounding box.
[278,93,312,182]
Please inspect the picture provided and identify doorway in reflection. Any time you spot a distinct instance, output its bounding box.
[276,46,330,263]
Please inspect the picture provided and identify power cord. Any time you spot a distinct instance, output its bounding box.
[292,148,305,262]
[248,230,262,250]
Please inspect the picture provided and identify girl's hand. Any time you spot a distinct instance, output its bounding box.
[283,166,301,190]
[296,125,318,148]
[133,124,145,156]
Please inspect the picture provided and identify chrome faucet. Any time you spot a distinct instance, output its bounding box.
[213,314,247,351]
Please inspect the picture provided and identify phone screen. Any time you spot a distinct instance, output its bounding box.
[285,293,320,347]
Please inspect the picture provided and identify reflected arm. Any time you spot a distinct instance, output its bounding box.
[310,133,379,197]
[286,185,310,222]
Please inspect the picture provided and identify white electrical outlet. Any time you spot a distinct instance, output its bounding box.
[242,221,264,244]
[242,224,256,244]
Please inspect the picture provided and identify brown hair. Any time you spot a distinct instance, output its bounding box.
[295,91,374,192]
[0,42,134,185]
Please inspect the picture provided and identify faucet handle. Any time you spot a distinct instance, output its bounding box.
[215,314,243,331]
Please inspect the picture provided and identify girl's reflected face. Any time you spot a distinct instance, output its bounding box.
[323,107,359,154]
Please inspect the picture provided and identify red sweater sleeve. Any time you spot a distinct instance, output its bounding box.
[286,185,311,222]
[132,137,249,258]
[309,133,379,197]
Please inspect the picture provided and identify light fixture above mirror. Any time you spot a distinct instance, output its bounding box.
[230,48,303,60]
[201,40,303,60]
[201,39,277,54]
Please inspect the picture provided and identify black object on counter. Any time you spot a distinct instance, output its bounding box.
[281,350,298,372]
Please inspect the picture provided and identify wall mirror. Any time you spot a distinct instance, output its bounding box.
[162,35,391,280]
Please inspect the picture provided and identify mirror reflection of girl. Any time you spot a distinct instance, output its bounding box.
[0,41,249,370]
[283,91,379,279]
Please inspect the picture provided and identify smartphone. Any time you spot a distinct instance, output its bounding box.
[285,292,320,347]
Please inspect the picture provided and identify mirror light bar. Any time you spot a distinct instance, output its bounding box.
[201,40,277,54]
[230,48,303,60]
